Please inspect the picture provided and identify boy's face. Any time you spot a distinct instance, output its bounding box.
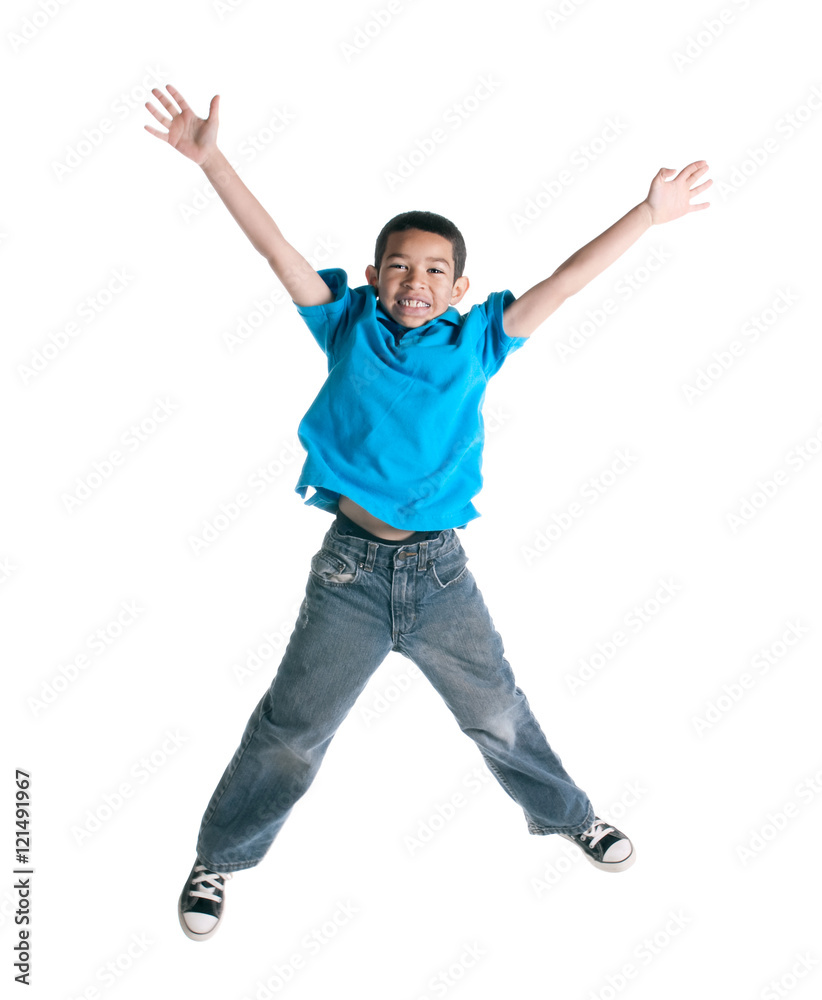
[365,229,469,329]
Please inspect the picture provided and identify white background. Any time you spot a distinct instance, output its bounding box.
[4,0,822,997]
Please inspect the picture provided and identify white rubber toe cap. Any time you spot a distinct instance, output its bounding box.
[602,839,633,864]
[183,912,218,934]
[179,909,220,940]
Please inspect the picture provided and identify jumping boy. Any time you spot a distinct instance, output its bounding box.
[144,84,710,941]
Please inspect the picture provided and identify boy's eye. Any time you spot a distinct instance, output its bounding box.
[389,264,444,275]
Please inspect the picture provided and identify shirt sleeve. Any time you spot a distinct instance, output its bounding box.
[477,289,529,378]
[293,268,351,362]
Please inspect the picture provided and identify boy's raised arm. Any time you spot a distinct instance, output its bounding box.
[503,161,711,339]
[144,85,333,308]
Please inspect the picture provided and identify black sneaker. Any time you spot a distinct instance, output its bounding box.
[560,817,635,872]
[178,862,232,941]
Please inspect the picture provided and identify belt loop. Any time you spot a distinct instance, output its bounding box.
[363,541,377,572]
[417,540,428,571]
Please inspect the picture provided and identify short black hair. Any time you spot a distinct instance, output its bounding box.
[374,210,467,281]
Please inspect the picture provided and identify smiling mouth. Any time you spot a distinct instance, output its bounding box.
[397,298,430,309]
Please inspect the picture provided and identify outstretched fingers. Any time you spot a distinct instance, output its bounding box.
[144,98,171,126]
[143,85,187,141]
[148,86,180,119]
[165,84,191,113]
[685,162,711,209]
[674,160,712,210]
[681,160,710,183]
[688,183,712,210]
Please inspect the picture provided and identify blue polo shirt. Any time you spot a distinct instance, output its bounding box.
[293,268,527,530]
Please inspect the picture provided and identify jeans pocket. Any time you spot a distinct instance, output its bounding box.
[430,545,469,590]
[309,548,362,586]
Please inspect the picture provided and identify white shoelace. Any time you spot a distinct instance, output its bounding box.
[580,819,615,848]
[189,865,232,902]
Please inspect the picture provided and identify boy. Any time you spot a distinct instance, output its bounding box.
[144,84,710,942]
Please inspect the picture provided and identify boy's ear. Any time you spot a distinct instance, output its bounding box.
[450,275,469,305]
[365,264,378,288]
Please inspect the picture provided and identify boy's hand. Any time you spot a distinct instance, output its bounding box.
[503,159,712,339]
[643,160,712,225]
[144,84,219,166]
[142,83,331,306]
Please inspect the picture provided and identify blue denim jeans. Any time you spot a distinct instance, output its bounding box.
[196,514,594,871]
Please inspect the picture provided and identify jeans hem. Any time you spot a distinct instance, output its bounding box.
[526,804,595,837]
[195,851,264,874]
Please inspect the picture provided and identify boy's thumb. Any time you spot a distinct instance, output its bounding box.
[209,94,220,120]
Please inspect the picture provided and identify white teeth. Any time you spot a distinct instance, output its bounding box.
[399,299,429,307]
